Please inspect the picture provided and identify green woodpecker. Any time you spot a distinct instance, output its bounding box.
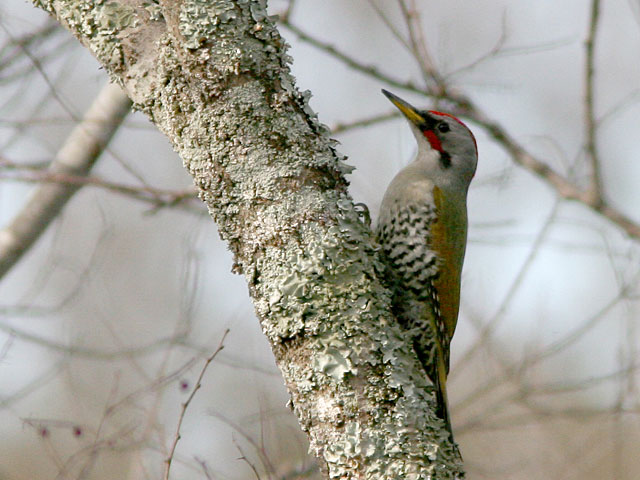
[376,89,477,438]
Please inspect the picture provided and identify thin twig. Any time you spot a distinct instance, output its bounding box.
[0,321,185,359]
[209,410,278,478]
[281,20,425,96]
[0,22,78,122]
[398,0,445,91]
[0,20,59,73]
[164,329,230,480]
[286,17,640,240]
[368,1,413,52]
[331,111,399,134]
[234,436,262,480]
[456,280,631,417]
[450,34,575,79]
[455,199,562,373]
[584,0,602,204]
[446,17,509,78]
[194,457,214,480]
[0,82,131,280]
[459,105,640,239]
[278,0,298,23]
[0,163,198,210]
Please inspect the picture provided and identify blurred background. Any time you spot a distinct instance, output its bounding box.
[1,0,640,478]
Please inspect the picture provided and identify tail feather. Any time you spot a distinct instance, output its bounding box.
[434,356,463,460]
[434,358,453,439]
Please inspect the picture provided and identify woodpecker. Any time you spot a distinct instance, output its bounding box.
[376,89,477,439]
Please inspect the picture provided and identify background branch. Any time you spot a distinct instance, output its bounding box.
[2,2,639,479]
[285,12,640,240]
[164,329,228,480]
[23,1,464,477]
[0,81,131,279]
[584,0,602,203]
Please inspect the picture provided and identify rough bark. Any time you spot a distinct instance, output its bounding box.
[30,1,463,478]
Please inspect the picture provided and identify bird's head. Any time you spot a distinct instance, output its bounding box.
[382,89,478,190]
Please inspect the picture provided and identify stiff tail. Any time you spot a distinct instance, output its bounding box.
[434,353,463,460]
[434,356,453,440]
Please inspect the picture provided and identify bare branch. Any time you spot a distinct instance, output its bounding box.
[584,0,603,203]
[367,0,416,60]
[281,20,425,96]
[164,329,229,480]
[0,20,60,76]
[455,200,562,373]
[234,436,263,480]
[287,19,640,240]
[446,17,509,78]
[458,104,640,239]
[209,411,279,478]
[0,82,131,280]
[331,111,399,134]
[397,0,445,92]
[277,0,298,23]
[0,160,199,211]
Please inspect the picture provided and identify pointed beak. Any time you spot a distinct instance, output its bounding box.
[381,89,426,127]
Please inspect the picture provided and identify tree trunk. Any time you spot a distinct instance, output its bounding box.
[31,1,463,477]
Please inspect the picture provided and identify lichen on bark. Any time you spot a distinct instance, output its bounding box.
[31,0,464,477]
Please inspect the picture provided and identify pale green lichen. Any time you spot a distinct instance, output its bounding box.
[98,1,137,33]
[32,0,465,476]
[179,0,238,49]
[325,421,362,465]
[313,335,357,381]
[248,0,269,22]
[143,2,163,22]
[151,53,464,476]
[33,0,144,79]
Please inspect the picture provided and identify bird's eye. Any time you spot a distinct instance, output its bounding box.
[437,122,450,133]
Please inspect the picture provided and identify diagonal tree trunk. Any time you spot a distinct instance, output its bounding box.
[30,1,463,477]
